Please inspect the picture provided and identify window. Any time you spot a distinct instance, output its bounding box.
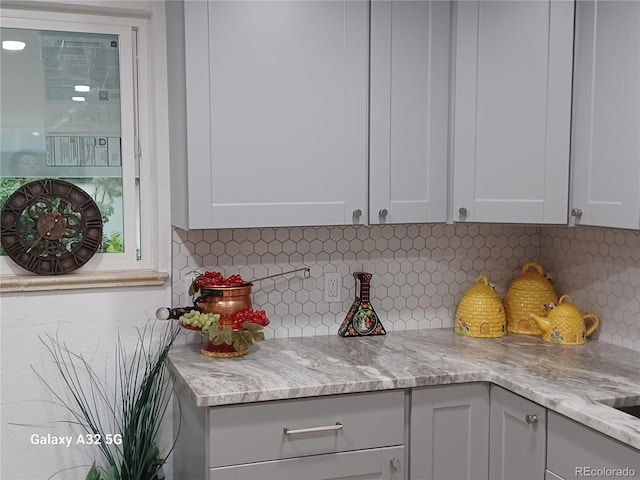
[0,8,153,275]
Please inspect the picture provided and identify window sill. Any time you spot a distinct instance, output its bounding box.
[0,270,169,293]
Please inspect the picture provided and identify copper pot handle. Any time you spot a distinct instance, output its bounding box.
[248,266,311,284]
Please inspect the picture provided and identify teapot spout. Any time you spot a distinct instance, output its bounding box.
[529,313,552,333]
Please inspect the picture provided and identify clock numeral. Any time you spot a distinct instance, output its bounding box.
[25,254,41,273]
[22,183,36,201]
[4,240,24,258]
[67,250,85,267]
[82,235,101,252]
[50,258,63,274]
[2,203,22,215]
[86,218,103,229]
[60,182,74,199]
[1,223,17,235]
[79,198,97,212]
[41,179,55,194]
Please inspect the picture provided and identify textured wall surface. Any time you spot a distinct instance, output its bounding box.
[540,226,640,352]
[173,224,540,338]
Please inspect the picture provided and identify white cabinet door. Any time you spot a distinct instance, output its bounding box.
[411,383,490,480]
[168,0,369,229]
[369,0,450,225]
[209,446,405,480]
[452,0,574,224]
[570,0,640,229]
[489,385,546,480]
[547,411,640,480]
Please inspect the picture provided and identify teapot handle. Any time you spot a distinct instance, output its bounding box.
[522,262,544,275]
[583,314,600,337]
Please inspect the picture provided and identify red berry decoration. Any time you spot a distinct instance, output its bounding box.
[231,308,269,327]
[197,271,246,287]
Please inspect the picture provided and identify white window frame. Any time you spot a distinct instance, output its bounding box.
[0,7,155,277]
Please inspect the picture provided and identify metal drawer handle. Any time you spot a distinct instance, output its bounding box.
[525,414,538,425]
[283,422,343,436]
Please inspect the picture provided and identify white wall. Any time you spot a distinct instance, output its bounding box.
[0,1,174,479]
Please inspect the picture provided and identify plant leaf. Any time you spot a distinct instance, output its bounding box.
[252,331,265,343]
[232,336,248,352]
[219,326,233,345]
[242,322,263,333]
[85,464,101,480]
[188,278,200,297]
[103,465,119,480]
[34,321,180,480]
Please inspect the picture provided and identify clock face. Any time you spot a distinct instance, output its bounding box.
[1,179,103,275]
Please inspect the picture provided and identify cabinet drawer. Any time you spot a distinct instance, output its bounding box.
[547,411,640,480]
[209,445,405,480]
[208,390,405,468]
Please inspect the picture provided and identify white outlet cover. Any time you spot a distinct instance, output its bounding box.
[324,272,342,303]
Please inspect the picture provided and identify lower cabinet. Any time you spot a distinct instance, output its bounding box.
[174,381,639,480]
[546,411,640,480]
[410,383,490,480]
[489,385,547,480]
[173,385,406,480]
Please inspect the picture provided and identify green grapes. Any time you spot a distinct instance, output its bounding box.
[179,310,220,332]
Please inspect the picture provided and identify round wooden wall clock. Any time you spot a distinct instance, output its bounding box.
[1,179,103,275]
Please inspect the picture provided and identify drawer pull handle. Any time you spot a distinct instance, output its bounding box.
[525,414,538,425]
[283,422,343,436]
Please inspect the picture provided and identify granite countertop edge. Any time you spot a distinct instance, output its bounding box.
[168,328,640,450]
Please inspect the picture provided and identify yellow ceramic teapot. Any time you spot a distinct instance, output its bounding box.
[529,295,599,345]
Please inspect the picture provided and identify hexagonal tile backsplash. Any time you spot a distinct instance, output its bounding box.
[541,226,640,352]
[173,224,540,338]
[173,224,640,352]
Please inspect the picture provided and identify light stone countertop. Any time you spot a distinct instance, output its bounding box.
[168,328,640,450]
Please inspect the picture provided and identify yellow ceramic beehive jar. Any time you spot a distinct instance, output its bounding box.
[530,295,600,345]
[455,275,506,338]
[503,262,558,335]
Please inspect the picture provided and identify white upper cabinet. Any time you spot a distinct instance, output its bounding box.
[167,0,369,229]
[369,0,450,225]
[452,0,574,224]
[570,0,640,229]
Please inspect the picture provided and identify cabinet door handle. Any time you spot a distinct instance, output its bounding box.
[283,422,343,436]
[379,208,388,218]
[390,457,401,471]
[571,208,583,217]
[525,414,538,424]
[458,207,468,217]
[352,209,362,219]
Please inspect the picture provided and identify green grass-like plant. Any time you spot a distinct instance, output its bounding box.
[36,321,181,480]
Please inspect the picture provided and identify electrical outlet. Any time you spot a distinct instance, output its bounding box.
[324,272,342,303]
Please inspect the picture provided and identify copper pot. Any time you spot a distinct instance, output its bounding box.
[194,284,253,326]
